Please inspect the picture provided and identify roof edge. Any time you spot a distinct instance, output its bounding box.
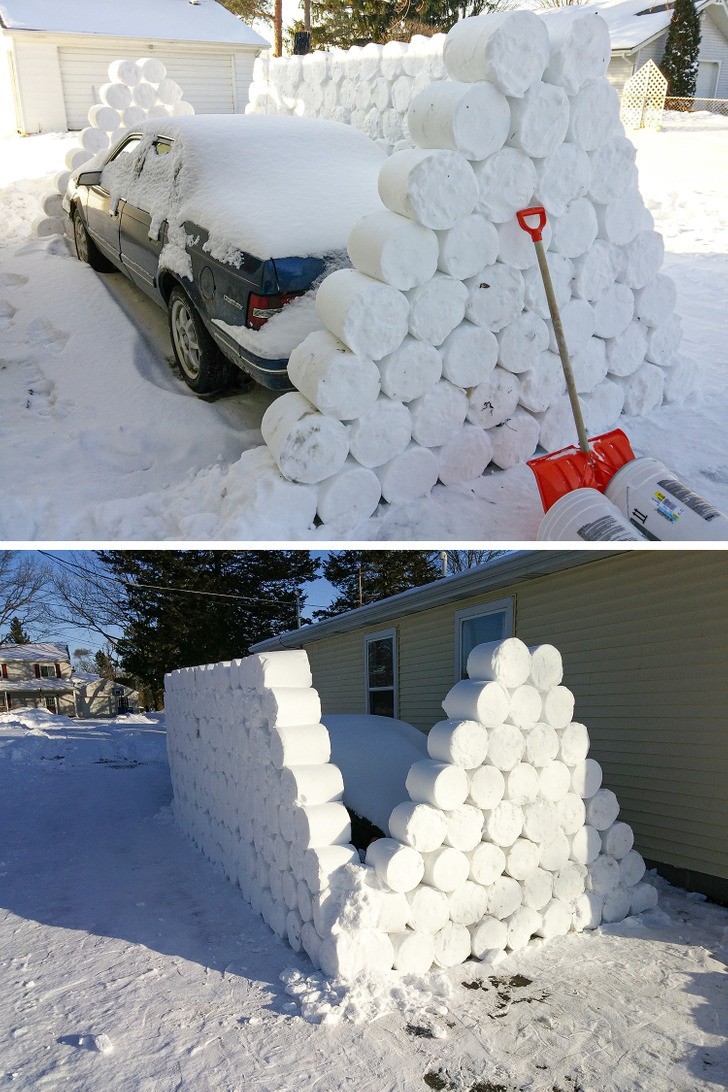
[251,549,620,652]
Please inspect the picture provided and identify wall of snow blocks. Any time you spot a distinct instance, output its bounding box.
[165,639,658,982]
[249,12,691,526]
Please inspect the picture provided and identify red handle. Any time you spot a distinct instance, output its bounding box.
[517,206,548,243]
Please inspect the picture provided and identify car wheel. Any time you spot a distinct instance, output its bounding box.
[168,285,230,394]
[72,208,114,272]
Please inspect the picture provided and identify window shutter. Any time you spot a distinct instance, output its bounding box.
[55,662,62,678]
[34,664,41,678]
[1,664,6,679]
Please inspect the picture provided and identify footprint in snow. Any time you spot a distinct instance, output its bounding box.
[25,317,68,354]
[0,272,28,288]
[0,299,16,331]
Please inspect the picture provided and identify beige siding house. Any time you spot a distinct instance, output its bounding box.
[0,0,269,135]
[0,642,76,715]
[252,549,728,902]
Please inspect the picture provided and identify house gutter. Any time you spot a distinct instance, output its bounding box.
[252,548,618,652]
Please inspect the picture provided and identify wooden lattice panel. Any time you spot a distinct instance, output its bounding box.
[621,59,668,130]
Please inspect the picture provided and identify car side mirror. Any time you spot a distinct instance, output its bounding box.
[76,169,102,187]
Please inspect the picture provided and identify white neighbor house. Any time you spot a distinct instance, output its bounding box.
[0,0,269,135]
[0,643,139,717]
[588,0,728,98]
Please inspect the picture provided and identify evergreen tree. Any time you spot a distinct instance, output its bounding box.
[661,0,702,99]
[94,649,116,681]
[5,616,30,644]
[98,551,318,707]
[316,551,440,617]
[307,0,398,48]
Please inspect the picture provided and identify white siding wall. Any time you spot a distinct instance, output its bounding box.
[11,38,67,133]
[700,11,728,97]
[606,54,635,93]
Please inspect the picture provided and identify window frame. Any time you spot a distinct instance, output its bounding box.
[364,628,398,719]
[454,597,515,681]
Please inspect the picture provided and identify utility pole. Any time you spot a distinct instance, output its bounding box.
[440,551,448,578]
[274,0,282,56]
[358,562,363,607]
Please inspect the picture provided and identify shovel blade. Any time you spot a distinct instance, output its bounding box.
[528,429,636,512]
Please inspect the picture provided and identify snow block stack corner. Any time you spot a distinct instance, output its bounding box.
[165,638,658,983]
[35,58,194,238]
[256,9,688,524]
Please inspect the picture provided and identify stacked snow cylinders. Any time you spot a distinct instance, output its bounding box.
[246,36,447,152]
[258,10,688,510]
[164,650,399,980]
[362,636,659,970]
[36,58,193,238]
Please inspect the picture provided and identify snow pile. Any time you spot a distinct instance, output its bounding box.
[252,10,688,530]
[34,57,193,238]
[246,36,448,152]
[0,707,75,734]
[165,639,658,984]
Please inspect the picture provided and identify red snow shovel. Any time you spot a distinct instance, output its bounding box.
[516,206,635,512]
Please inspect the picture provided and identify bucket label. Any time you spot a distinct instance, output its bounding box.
[577,516,639,542]
[657,477,721,522]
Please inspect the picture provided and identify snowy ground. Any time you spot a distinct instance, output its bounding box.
[1,712,727,1091]
[0,114,726,541]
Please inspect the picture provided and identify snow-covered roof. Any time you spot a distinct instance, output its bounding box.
[582,0,714,51]
[252,550,613,651]
[0,0,269,48]
[1,678,73,692]
[0,642,70,662]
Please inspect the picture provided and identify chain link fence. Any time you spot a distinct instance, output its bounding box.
[664,97,728,116]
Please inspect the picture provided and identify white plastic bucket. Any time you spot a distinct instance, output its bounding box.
[605,457,728,541]
[537,488,645,542]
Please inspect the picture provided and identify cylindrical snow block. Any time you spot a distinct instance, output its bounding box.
[559,721,590,765]
[243,649,312,690]
[572,338,609,395]
[406,759,469,810]
[375,442,439,504]
[504,763,540,806]
[437,423,494,485]
[391,929,436,974]
[348,395,412,468]
[496,216,552,270]
[572,890,603,931]
[261,392,349,485]
[80,127,110,153]
[484,800,524,846]
[262,686,321,728]
[465,263,525,332]
[522,867,554,910]
[42,193,64,218]
[122,105,147,128]
[316,459,382,528]
[303,844,359,894]
[108,59,141,86]
[571,758,603,798]
[377,336,442,402]
[541,686,576,729]
[570,825,602,866]
[507,81,570,159]
[553,860,587,904]
[442,679,510,728]
[279,764,344,807]
[539,830,571,872]
[541,8,612,94]
[548,299,596,358]
[522,799,559,842]
[593,283,635,340]
[596,188,647,247]
[487,875,523,919]
[629,881,658,914]
[567,78,621,150]
[588,136,637,205]
[498,311,550,374]
[528,645,563,691]
[601,821,634,860]
[88,103,122,131]
[99,81,132,111]
[470,916,508,958]
[602,885,632,923]
[633,274,677,328]
[408,80,511,161]
[136,56,167,84]
[407,273,469,346]
[473,146,538,223]
[537,898,573,938]
[131,81,158,110]
[436,215,499,280]
[549,197,598,260]
[427,718,488,768]
[534,141,591,217]
[606,457,728,541]
[444,804,484,852]
[156,77,184,105]
[504,837,540,880]
[432,921,472,967]
[405,885,450,933]
[581,379,626,435]
[487,723,526,772]
[293,802,351,849]
[618,230,665,292]
[506,905,542,951]
[524,254,574,320]
[377,148,479,230]
[315,269,410,359]
[588,853,621,895]
[572,240,620,301]
[619,849,646,887]
[467,841,506,887]
[507,685,542,731]
[646,312,682,367]
[438,318,502,386]
[449,880,489,925]
[287,330,380,420]
[490,410,541,470]
[443,11,550,97]
[468,765,505,811]
[467,637,531,687]
[423,845,471,892]
[347,210,439,291]
[409,381,468,447]
[518,351,566,413]
[558,793,587,836]
[270,723,331,769]
[586,789,620,831]
[53,168,72,194]
[389,801,449,852]
[538,761,571,802]
[318,929,394,980]
[537,489,645,543]
[366,837,425,893]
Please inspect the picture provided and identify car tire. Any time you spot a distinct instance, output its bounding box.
[168,285,231,394]
[72,208,114,273]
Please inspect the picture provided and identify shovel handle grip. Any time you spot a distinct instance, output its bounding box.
[517,206,548,243]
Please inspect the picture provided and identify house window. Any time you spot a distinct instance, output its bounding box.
[365,629,397,718]
[455,598,515,680]
[44,697,57,714]
[35,664,56,678]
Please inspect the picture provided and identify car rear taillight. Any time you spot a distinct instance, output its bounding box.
[247,292,301,330]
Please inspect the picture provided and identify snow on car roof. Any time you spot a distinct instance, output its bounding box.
[0,0,269,47]
[109,114,387,262]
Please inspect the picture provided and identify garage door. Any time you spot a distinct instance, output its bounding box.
[59,45,235,130]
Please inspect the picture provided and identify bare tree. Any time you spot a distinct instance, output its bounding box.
[0,552,50,640]
[42,552,125,647]
[432,550,509,576]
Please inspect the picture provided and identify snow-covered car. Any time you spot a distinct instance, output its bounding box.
[64,114,385,392]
